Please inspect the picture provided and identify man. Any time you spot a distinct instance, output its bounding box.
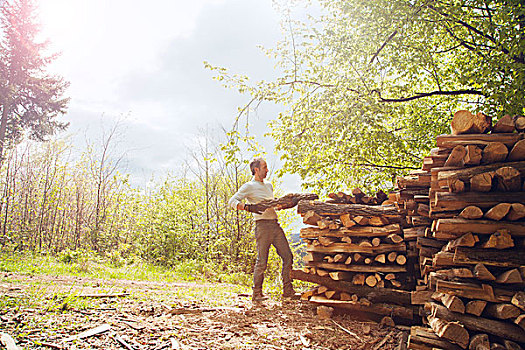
[228,157,296,301]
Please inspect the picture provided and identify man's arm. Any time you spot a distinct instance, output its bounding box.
[228,183,251,211]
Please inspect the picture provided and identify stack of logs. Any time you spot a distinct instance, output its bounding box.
[292,189,417,324]
[402,111,525,349]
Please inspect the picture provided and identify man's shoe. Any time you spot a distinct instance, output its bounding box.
[282,288,299,299]
[252,293,269,302]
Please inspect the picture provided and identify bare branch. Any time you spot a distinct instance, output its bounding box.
[372,88,485,103]
[369,30,398,64]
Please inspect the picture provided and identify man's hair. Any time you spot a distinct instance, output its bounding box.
[249,157,265,175]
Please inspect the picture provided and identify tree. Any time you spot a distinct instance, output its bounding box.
[209,0,525,192]
[0,0,69,162]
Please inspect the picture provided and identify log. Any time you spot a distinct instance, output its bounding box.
[318,236,338,246]
[449,178,466,192]
[507,139,525,162]
[251,193,319,212]
[318,218,333,230]
[308,261,406,273]
[507,203,525,221]
[445,233,478,251]
[484,204,512,221]
[464,145,482,166]
[387,251,398,263]
[484,303,521,320]
[481,230,514,249]
[445,145,467,167]
[511,292,525,312]
[459,206,484,220]
[340,214,357,228]
[454,247,524,267]
[492,114,515,133]
[297,200,399,216]
[358,239,373,248]
[470,172,494,192]
[303,210,323,226]
[428,315,469,349]
[434,218,525,238]
[396,255,407,265]
[473,264,496,281]
[432,292,465,313]
[466,300,487,316]
[433,192,525,213]
[427,302,525,343]
[434,268,474,279]
[408,326,464,350]
[325,290,337,299]
[300,224,402,238]
[329,271,353,281]
[495,269,523,284]
[451,110,491,135]
[290,269,411,304]
[515,115,525,132]
[341,236,353,244]
[390,280,402,288]
[385,273,395,281]
[354,216,370,226]
[468,333,490,350]
[481,142,508,164]
[436,133,522,149]
[317,268,330,277]
[437,161,525,186]
[306,242,406,254]
[515,314,525,331]
[374,254,386,264]
[333,254,345,263]
[310,295,414,320]
[435,280,501,302]
[494,167,522,192]
[369,216,389,226]
[386,234,403,244]
[365,275,378,287]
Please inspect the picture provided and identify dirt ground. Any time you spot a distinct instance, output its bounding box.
[0,272,407,349]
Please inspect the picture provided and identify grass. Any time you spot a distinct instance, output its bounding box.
[0,251,253,285]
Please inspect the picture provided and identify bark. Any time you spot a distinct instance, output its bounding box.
[297,200,399,216]
[508,139,525,161]
[492,115,515,133]
[426,303,525,343]
[290,269,411,304]
[251,193,318,212]
[481,142,508,164]
[451,110,491,135]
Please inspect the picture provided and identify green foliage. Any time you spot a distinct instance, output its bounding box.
[208,0,525,192]
[0,0,69,160]
[0,128,295,289]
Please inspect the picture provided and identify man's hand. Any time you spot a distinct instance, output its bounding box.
[244,204,264,215]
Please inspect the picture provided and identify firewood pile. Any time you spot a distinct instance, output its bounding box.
[291,190,418,324]
[399,110,525,349]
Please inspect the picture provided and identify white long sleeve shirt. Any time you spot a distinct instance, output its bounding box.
[228,180,278,221]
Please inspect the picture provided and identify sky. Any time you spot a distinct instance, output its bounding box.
[37,0,302,191]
